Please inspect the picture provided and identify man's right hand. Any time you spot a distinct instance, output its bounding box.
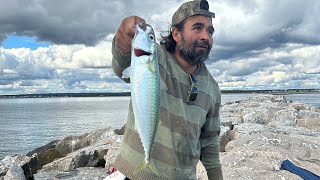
[114,16,146,54]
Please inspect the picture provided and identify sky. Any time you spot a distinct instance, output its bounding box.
[0,0,319,95]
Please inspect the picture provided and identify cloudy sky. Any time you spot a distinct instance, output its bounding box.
[0,0,319,95]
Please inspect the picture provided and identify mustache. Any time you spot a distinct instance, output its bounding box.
[196,40,210,48]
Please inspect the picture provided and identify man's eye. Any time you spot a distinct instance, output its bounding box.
[194,26,201,31]
[208,28,215,35]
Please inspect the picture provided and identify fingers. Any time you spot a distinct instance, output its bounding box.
[134,16,146,31]
[125,16,146,38]
[114,16,146,54]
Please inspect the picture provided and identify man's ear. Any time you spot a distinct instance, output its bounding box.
[172,27,181,42]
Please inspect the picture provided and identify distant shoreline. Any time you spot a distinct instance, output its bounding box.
[0,89,319,99]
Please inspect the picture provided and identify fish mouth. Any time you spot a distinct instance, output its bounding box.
[134,48,151,57]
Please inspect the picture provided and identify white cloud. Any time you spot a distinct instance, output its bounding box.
[0,34,125,94]
[210,44,320,90]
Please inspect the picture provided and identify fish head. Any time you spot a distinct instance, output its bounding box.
[132,23,156,59]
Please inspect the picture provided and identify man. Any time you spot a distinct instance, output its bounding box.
[110,0,223,179]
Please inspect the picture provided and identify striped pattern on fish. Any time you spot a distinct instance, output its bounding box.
[122,23,160,176]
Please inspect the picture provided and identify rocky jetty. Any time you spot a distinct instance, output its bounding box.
[0,95,319,179]
[218,95,320,179]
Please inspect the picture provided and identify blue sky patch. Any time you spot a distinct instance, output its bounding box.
[2,35,50,50]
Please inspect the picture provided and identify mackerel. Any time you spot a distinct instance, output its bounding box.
[122,23,160,176]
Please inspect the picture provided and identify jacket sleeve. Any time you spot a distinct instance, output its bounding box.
[111,37,131,83]
[200,99,223,180]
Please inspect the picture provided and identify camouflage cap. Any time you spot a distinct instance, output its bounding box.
[172,0,215,26]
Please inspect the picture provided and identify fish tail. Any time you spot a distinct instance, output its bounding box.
[134,160,160,177]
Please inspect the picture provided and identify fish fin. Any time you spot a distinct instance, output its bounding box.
[134,121,137,131]
[121,67,131,79]
[134,161,160,177]
[148,161,160,177]
[147,59,155,73]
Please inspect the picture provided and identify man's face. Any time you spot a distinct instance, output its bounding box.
[176,15,214,65]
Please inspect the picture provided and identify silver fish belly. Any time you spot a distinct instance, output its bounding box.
[123,23,160,176]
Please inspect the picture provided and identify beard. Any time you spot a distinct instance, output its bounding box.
[177,35,212,65]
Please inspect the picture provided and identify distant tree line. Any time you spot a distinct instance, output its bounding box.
[0,92,131,99]
[0,89,319,99]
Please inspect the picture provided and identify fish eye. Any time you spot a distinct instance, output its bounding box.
[149,34,154,41]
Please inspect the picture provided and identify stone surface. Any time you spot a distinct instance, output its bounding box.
[34,167,107,180]
[219,95,320,179]
[26,139,62,174]
[114,125,126,135]
[0,155,32,179]
[4,164,26,180]
[40,143,108,172]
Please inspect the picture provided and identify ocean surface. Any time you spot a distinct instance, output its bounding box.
[0,93,319,159]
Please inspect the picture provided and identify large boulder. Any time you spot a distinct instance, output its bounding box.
[40,143,108,172]
[52,128,114,157]
[23,128,114,177]
[37,128,122,173]
[4,164,26,180]
[0,155,33,179]
[296,110,320,131]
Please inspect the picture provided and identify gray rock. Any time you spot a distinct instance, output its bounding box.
[0,155,31,177]
[217,95,320,179]
[54,127,114,157]
[4,164,26,180]
[297,110,320,131]
[219,126,231,152]
[22,128,114,178]
[220,95,289,126]
[289,102,316,111]
[34,167,107,180]
[25,139,62,174]
[0,156,15,177]
[222,131,320,179]
[29,128,122,179]
[41,142,109,172]
[297,117,320,131]
[103,136,123,169]
[268,109,298,127]
[114,125,126,135]
[26,140,60,157]
[242,109,270,124]
[299,110,320,119]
